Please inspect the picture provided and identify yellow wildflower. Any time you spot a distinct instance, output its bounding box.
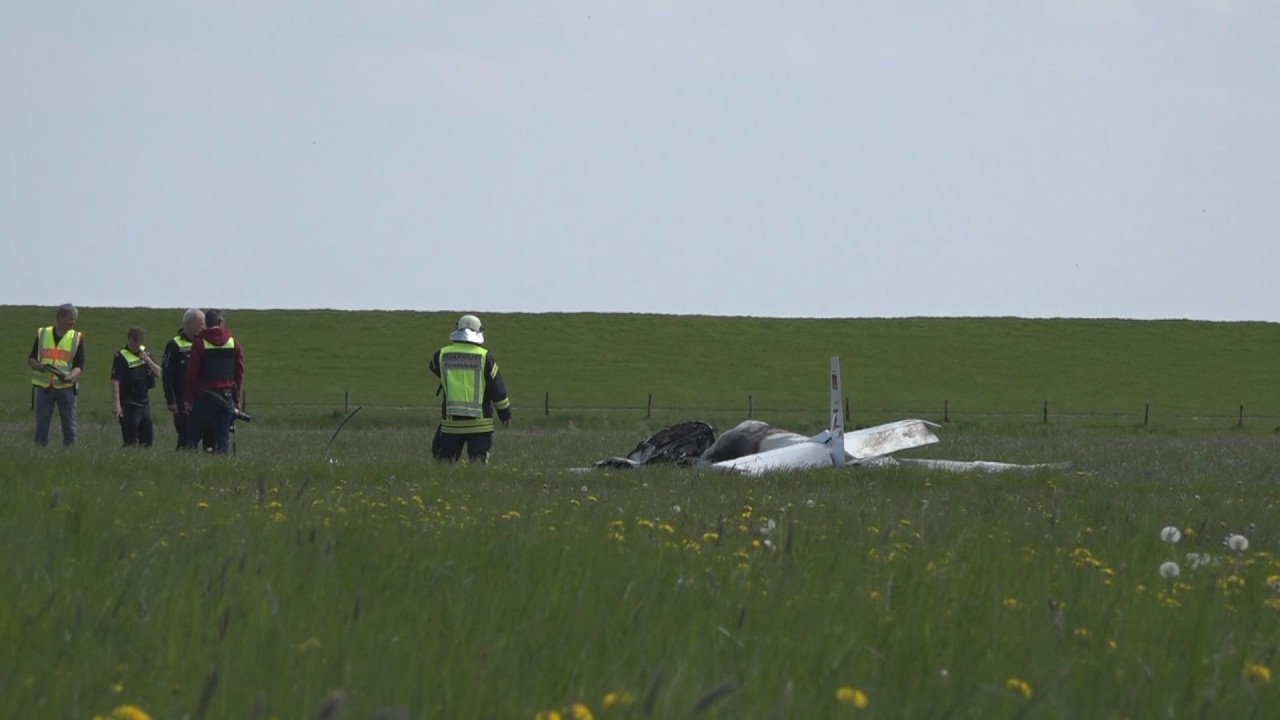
[836,686,868,708]
[1005,678,1032,699]
[570,703,593,720]
[195,502,209,510]
[1245,664,1271,684]
[111,706,152,720]
[534,712,562,720]
[602,691,634,709]
[295,637,321,653]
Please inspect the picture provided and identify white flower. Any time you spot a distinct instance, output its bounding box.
[1224,534,1250,552]
[1160,526,1182,544]
[805,499,816,508]
[1159,561,1181,579]
[671,504,681,514]
[1185,552,1214,569]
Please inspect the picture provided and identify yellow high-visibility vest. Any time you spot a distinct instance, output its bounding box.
[440,343,488,418]
[31,327,81,389]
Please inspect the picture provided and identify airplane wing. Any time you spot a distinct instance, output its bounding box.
[894,457,1071,473]
[708,419,940,475]
[708,441,838,476]
[842,419,940,460]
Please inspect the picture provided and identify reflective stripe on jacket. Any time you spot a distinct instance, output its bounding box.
[117,346,154,401]
[199,337,237,382]
[433,342,511,434]
[441,344,487,418]
[31,326,81,389]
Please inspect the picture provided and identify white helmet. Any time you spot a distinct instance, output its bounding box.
[449,314,485,344]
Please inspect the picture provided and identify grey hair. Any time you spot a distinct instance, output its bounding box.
[182,307,204,325]
[57,303,77,319]
[205,308,225,327]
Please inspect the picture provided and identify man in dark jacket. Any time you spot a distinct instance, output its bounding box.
[162,308,210,450]
[428,314,512,463]
[183,308,244,454]
[111,327,162,447]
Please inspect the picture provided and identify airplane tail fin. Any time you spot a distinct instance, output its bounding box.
[829,355,845,467]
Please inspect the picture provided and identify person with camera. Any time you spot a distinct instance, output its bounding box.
[111,327,162,447]
[182,308,244,454]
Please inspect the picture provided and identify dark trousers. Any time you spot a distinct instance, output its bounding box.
[173,408,215,451]
[120,403,153,447]
[431,427,493,463]
[187,392,233,454]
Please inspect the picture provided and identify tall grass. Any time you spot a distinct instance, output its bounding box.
[3,419,1279,718]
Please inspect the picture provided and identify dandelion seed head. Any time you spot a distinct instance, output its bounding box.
[1185,552,1213,569]
[1159,561,1180,579]
[1160,526,1181,544]
[1225,534,1249,552]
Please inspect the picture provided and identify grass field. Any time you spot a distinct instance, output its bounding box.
[2,308,1279,718]
[5,306,1280,427]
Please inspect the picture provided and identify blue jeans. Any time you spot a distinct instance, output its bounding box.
[187,392,233,453]
[34,387,77,446]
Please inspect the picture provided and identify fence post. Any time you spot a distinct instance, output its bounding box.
[748,394,753,418]
[944,399,949,422]
[544,391,549,416]
[1239,404,1244,427]
[344,390,349,412]
[646,393,652,419]
[1043,400,1048,424]
[1144,403,1149,427]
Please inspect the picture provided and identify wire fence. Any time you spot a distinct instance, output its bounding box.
[242,391,1278,430]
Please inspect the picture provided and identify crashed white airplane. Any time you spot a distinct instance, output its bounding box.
[697,357,933,474]
[590,356,1068,475]
[700,357,1067,475]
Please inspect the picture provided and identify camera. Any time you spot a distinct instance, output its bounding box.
[233,408,253,422]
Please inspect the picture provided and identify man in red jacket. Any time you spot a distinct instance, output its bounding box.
[183,308,244,453]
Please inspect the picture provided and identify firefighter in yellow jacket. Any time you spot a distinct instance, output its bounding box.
[428,314,512,463]
[27,303,85,447]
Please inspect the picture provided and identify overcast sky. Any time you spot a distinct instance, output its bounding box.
[3,1,1277,321]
